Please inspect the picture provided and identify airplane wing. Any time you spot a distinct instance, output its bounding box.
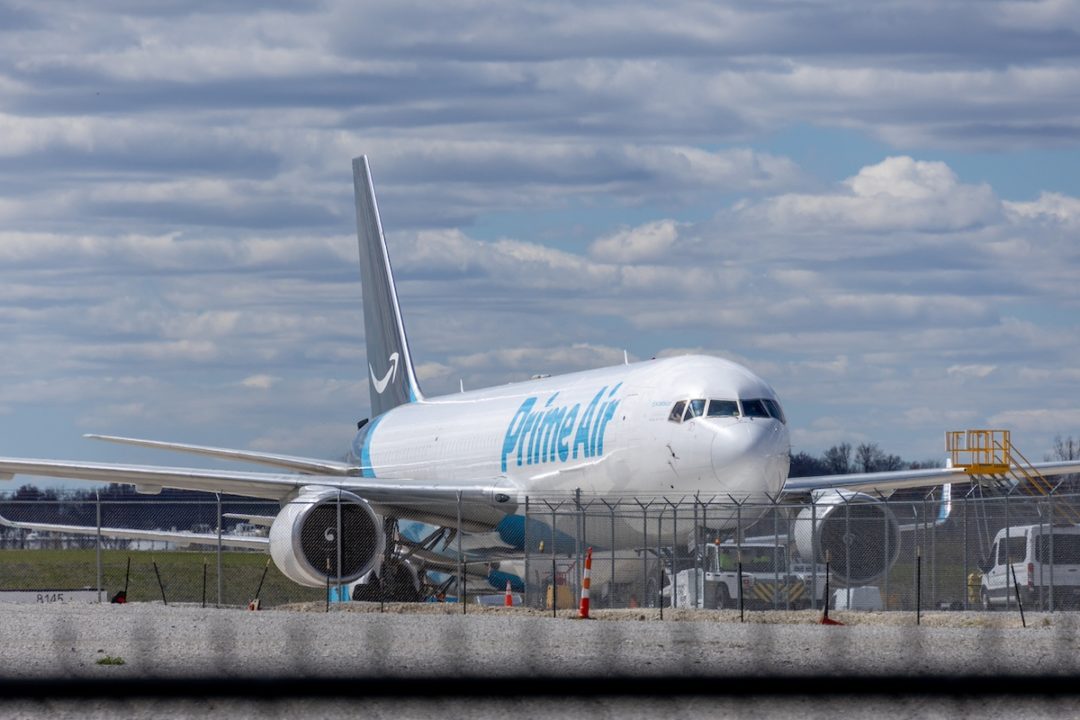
[83,434,355,475]
[0,512,268,550]
[0,456,519,522]
[781,459,1080,497]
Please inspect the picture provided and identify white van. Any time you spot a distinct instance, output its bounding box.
[980,524,1080,610]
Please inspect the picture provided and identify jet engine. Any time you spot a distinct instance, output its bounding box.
[793,491,900,585]
[268,487,385,588]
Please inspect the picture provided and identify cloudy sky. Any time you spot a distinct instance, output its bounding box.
[2,0,1080,478]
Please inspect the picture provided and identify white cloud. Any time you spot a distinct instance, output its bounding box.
[589,220,681,263]
[993,0,1080,31]
[848,157,961,201]
[240,374,281,390]
[734,157,1002,235]
[1,2,1080,466]
[1005,192,1080,225]
[989,409,1080,434]
[947,364,997,380]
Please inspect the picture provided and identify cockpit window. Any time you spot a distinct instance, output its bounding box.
[707,400,740,417]
[685,399,706,419]
[669,400,686,423]
[741,399,770,419]
[762,398,787,424]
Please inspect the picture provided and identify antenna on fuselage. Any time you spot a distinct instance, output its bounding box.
[623,349,629,365]
[460,379,465,393]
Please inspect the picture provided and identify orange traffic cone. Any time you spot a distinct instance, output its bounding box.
[504,579,513,607]
[579,547,593,619]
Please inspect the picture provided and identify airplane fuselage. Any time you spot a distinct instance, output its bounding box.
[349,354,790,505]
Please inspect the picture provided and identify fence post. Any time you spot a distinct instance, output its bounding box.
[95,490,102,604]
[336,488,343,600]
[961,492,968,611]
[844,497,851,611]
[1005,490,1011,611]
[1049,487,1056,613]
[456,491,463,609]
[551,502,558,617]
[524,495,530,608]
[912,501,919,612]
[574,488,583,604]
[666,497,679,608]
[657,508,664,619]
[1037,499,1045,611]
[602,499,616,609]
[882,493,890,611]
[216,492,223,607]
[929,490,937,610]
[610,501,616,609]
[811,496,818,611]
[736,499,743,612]
[693,496,700,609]
[772,494,780,610]
[636,500,651,608]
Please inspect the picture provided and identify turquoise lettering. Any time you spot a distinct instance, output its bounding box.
[504,386,622,469]
[573,387,606,459]
[541,406,566,463]
[523,410,542,465]
[502,398,536,472]
[557,406,578,462]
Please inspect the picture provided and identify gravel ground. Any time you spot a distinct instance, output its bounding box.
[1,602,1077,718]
[0,601,1078,678]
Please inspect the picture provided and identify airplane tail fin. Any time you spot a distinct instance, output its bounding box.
[352,156,424,416]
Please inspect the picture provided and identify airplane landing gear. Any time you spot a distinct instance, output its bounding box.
[350,515,423,602]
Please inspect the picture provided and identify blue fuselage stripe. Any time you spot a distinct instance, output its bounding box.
[360,414,384,478]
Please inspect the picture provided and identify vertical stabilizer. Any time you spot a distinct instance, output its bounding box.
[353,156,424,416]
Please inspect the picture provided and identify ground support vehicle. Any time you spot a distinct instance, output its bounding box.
[674,542,826,610]
[980,524,1080,610]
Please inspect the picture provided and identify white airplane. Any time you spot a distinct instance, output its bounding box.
[3,156,1080,600]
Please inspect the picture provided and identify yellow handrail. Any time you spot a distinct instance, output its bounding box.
[948,428,1079,523]
[946,430,1011,474]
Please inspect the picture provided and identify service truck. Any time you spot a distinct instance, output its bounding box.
[673,542,826,610]
[980,524,1080,610]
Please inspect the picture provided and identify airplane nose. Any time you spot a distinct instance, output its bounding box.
[711,420,789,499]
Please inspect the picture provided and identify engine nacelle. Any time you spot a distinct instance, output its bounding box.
[269,487,385,588]
[793,491,900,585]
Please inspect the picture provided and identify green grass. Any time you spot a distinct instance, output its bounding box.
[95,655,125,666]
[0,549,326,607]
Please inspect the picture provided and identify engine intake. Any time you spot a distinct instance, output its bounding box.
[793,491,900,585]
[269,487,385,588]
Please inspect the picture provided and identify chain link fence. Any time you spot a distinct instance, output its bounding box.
[2,486,1080,613]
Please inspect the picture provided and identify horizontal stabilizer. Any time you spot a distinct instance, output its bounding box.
[221,513,275,527]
